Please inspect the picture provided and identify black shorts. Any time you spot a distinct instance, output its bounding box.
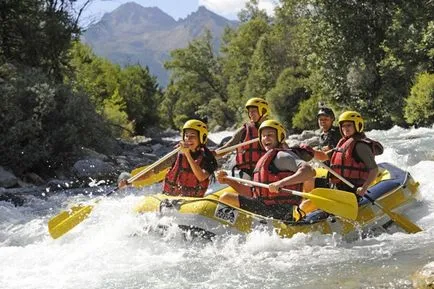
[238,195,294,220]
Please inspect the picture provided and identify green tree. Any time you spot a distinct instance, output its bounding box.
[163,31,229,128]
[0,63,115,175]
[267,67,311,130]
[0,0,86,80]
[220,5,271,122]
[119,65,161,135]
[404,72,434,126]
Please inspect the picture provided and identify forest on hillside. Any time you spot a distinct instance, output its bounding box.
[1,0,433,176]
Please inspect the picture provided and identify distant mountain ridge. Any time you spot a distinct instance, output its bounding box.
[82,2,238,86]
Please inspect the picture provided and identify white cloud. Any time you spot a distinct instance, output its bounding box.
[199,0,276,19]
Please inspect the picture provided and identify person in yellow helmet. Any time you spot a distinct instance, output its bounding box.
[316,111,383,196]
[215,97,269,179]
[119,119,217,197]
[216,120,315,220]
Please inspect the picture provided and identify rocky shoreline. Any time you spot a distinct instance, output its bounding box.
[0,129,184,206]
[0,129,320,206]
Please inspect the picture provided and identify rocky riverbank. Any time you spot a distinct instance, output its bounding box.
[0,129,182,205]
[0,129,319,206]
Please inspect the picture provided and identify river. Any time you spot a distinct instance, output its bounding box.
[1,126,433,289]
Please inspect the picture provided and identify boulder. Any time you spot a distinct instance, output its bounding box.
[0,192,25,206]
[79,147,109,161]
[299,130,317,140]
[0,166,18,188]
[413,262,434,289]
[72,159,117,181]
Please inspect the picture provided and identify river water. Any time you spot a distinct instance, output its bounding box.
[1,126,433,289]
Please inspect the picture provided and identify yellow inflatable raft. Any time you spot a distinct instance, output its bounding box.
[135,163,420,239]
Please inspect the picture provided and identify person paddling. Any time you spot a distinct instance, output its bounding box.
[315,111,383,197]
[119,119,217,197]
[215,97,268,179]
[216,120,315,220]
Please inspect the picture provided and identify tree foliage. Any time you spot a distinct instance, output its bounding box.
[163,31,230,128]
[404,72,434,126]
[0,63,115,174]
[68,42,161,136]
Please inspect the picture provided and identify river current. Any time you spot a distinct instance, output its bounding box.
[1,126,433,289]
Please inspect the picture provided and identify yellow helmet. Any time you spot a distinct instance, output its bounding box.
[338,111,364,133]
[258,119,286,143]
[245,97,269,118]
[182,119,208,145]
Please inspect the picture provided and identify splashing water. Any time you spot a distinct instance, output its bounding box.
[1,126,434,289]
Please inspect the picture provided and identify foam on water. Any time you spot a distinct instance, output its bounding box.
[1,126,434,289]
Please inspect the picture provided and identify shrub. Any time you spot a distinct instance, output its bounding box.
[404,72,434,126]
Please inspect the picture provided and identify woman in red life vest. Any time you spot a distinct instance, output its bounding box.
[215,97,268,179]
[316,111,383,197]
[216,120,315,220]
[119,119,217,197]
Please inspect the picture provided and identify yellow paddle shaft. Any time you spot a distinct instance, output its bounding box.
[225,176,305,197]
[127,147,180,183]
[215,138,259,156]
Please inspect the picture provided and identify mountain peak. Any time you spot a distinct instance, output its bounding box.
[101,2,176,29]
[83,2,238,86]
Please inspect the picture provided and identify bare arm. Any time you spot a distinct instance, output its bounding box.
[354,142,379,196]
[313,149,329,161]
[215,126,245,157]
[215,170,253,197]
[269,162,316,193]
[356,167,378,196]
[183,149,210,182]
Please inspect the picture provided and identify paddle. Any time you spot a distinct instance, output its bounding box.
[128,138,259,187]
[225,176,358,220]
[214,137,259,156]
[48,139,260,239]
[48,148,180,239]
[314,160,422,233]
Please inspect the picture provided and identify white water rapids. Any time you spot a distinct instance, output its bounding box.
[1,126,434,289]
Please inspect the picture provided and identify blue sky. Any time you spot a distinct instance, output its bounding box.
[77,0,275,25]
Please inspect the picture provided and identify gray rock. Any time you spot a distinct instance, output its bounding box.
[303,136,319,147]
[132,135,152,145]
[0,166,18,188]
[151,143,163,152]
[79,147,109,161]
[0,192,25,206]
[299,130,317,140]
[72,159,117,180]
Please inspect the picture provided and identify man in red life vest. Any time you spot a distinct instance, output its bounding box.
[315,111,383,196]
[119,119,217,197]
[216,97,268,179]
[216,120,315,220]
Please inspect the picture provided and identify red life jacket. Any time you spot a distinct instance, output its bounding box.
[252,148,302,206]
[235,122,265,171]
[162,149,209,197]
[330,137,383,187]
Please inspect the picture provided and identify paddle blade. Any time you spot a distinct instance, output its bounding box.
[130,166,169,188]
[48,205,94,239]
[379,205,422,233]
[305,188,359,220]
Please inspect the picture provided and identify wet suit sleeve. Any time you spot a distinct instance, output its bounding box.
[354,142,378,169]
[273,151,304,172]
